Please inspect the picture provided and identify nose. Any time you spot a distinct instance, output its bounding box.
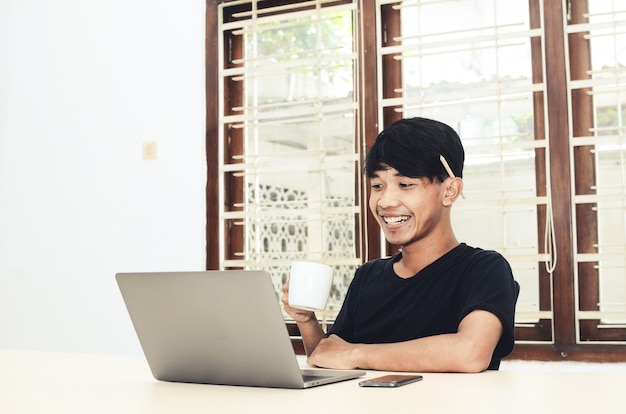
[374,187,401,209]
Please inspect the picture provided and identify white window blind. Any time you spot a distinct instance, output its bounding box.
[217,0,361,314]
[376,0,552,329]
[567,1,626,339]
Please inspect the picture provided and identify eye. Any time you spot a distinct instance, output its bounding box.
[371,183,383,190]
[399,182,415,189]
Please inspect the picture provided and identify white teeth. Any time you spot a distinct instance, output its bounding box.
[383,216,409,224]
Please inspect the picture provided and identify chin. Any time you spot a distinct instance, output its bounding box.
[384,232,421,248]
[382,235,409,247]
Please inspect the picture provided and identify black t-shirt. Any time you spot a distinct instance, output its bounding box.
[327,243,519,370]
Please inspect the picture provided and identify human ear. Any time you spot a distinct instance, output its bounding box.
[443,178,464,205]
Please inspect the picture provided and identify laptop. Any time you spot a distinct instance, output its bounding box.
[116,270,364,388]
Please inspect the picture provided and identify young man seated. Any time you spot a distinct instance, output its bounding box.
[282,117,520,373]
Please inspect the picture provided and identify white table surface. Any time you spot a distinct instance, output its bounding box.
[1,349,624,413]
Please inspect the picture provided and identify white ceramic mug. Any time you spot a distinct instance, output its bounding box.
[288,261,334,311]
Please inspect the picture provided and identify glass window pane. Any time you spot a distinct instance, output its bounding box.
[388,0,545,327]
[571,0,626,331]
[219,2,359,315]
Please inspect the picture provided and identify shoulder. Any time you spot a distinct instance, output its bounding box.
[447,244,516,290]
[453,243,511,270]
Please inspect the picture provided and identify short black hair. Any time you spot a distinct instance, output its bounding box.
[365,117,464,182]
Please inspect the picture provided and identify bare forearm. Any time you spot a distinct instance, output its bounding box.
[309,310,503,373]
[351,334,490,373]
[296,318,326,357]
[281,282,327,356]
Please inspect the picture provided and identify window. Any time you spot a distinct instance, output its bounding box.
[213,0,361,317]
[568,0,626,346]
[376,0,552,346]
[207,0,626,361]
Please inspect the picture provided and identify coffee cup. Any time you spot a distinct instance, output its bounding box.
[288,261,334,311]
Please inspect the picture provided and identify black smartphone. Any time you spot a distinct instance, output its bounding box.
[358,374,423,388]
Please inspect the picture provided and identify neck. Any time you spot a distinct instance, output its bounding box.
[393,233,459,278]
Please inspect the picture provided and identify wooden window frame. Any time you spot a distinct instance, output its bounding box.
[206,0,626,361]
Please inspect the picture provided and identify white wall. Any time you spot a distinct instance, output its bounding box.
[0,0,207,355]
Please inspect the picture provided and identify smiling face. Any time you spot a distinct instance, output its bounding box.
[369,166,448,248]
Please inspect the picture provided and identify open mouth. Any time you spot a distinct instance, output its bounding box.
[382,215,410,225]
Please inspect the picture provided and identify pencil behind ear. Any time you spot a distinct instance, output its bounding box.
[440,155,465,199]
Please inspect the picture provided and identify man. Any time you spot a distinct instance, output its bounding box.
[282,117,519,373]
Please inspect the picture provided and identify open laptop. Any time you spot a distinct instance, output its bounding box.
[116,270,364,388]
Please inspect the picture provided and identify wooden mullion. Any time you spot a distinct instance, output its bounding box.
[206,1,220,270]
[543,0,576,350]
[359,0,382,261]
[528,1,556,346]
[380,3,402,128]
[568,0,600,345]
[379,2,403,258]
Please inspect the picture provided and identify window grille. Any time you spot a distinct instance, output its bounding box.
[217,0,361,315]
[376,0,554,342]
[567,0,626,343]
[210,0,626,356]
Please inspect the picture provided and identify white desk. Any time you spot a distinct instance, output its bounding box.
[1,349,624,413]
